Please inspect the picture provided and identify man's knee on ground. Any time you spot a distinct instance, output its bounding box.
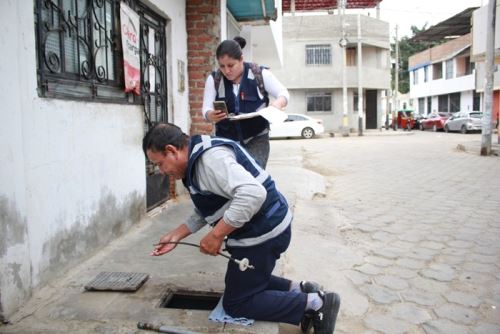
[222,297,245,318]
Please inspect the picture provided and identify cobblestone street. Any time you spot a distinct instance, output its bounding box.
[272,131,500,334]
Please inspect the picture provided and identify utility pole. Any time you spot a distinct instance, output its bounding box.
[340,0,349,136]
[357,14,363,136]
[481,0,496,155]
[393,25,399,129]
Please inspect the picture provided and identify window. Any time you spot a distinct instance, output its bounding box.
[287,115,308,122]
[427,97,432,115]
[307,93,332,112]
[418,98,425,114]
[346,47,357,66]
[35,0,167,110]
[413,70,419,85]
[424,66,428,82]
[35,0,125,101]
[353,92,358,111]
[449,93,460,113]
[433,62,442,80]
[438,94,449,112]
[445,59,454,79]
[306,44,331,65]
[473,92,481,111]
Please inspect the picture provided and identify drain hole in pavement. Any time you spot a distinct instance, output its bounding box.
[160,289,222,310]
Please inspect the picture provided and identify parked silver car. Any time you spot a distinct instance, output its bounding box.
[444,112,482,134]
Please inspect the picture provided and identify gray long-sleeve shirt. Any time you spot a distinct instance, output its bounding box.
[185,146,267,233]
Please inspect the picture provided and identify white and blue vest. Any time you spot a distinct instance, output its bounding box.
[214,62,270,142]
[183,135,292,247]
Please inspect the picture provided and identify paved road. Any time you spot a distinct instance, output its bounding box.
[271,131,500,334]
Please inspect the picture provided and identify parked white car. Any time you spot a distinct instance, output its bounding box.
[444,112,482,134]
[270,114,324,139]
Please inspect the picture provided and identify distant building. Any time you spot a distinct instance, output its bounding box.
[264,13,391,133]
[408,33,476,116]
[406,7,500,121]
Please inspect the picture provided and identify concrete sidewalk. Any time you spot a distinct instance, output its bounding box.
[456,139,500,156]
[1,197,277,334]
[1,160,326,334]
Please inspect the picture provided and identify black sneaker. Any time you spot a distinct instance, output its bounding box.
[311,291,341,334]
[299,281,323,333]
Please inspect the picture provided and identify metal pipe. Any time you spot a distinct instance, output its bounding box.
[137,322,201,334]
[260,0,267,19]
[153,241,255,271]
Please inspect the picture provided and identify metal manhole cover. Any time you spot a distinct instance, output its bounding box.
[84,272,149,291]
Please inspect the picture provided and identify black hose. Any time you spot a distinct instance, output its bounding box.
[153,241,255,270]
[153,241,233,260]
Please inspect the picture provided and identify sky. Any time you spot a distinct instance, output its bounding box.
[359,0,485,38]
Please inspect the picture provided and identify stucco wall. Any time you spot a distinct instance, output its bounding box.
[475,62,500,92]
[471,5,500,62]
[272,14,390,90]
[0,0,188,320]
[266,13,390,132]
[287,88,368,132]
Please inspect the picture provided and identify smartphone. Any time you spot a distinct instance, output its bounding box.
[213,101,229,116]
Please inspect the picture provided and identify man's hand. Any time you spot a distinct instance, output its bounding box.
[200,219,237,256]
[207,109,227,123]
[151,233,179,256]
[151,224,191,256]
[200,230,225,256]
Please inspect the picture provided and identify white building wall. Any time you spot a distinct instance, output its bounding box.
[410,74,475,99]
[475,62,500,92]
[472,4,500,62]
[0,1,31,319]
[0,0,189,319]
[460,91,475,112]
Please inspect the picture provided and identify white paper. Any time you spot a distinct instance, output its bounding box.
[229,106,287,124]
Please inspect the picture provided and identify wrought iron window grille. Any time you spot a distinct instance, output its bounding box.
[35,0,147,104]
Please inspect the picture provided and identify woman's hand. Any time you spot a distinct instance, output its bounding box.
[271,96,288,110]
[207,109,228,123]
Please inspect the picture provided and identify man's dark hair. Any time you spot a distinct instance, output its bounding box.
[216,36,246,60]
[142,123,189,156]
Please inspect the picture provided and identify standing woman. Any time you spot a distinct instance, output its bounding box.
[202,36,289,168]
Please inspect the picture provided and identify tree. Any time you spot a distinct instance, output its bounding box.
[392,25,444,94]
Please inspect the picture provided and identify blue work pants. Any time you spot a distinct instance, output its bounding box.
[223,225,307,324]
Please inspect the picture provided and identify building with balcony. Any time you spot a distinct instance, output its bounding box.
[409,33,477,116]
[262,12,390,132]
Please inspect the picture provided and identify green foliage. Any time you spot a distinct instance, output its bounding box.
[391,25,444,94]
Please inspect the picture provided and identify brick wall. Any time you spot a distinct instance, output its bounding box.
[186,0,220,135]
